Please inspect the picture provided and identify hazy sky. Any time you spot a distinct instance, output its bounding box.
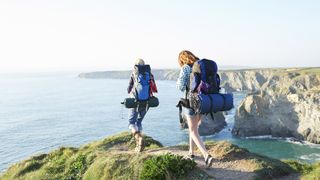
[0,0,319,72]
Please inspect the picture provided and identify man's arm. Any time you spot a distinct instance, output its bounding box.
[150,74,158,93]
[127,74,134,94]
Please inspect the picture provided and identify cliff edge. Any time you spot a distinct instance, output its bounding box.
[2,132,319,180]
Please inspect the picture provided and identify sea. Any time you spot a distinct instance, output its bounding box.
[1,72,320,172]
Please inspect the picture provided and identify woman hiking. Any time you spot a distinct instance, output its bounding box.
[176,50,214,167]
[127,59,158,152]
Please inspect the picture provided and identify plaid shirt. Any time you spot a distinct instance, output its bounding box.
[176,64,192,92]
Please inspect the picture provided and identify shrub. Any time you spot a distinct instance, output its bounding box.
[140,153,196,180]
[63,154,87,180]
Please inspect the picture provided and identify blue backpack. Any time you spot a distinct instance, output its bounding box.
[190,59,221,94]
[189,59,233,114]
[133,65,151,101]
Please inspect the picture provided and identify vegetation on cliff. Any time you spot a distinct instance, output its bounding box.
[2,132,319,179]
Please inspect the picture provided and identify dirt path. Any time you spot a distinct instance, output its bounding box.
[109,143,300,180]
[143,147,256,180]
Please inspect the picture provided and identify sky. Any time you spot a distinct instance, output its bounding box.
[0,0,319,72]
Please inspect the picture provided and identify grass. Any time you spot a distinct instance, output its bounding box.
[292,67,320,74]
[1,133,319,180]
[0,132,163,180]
[302,163,320,180]
[140,153,196,180]
[285,160,320,180]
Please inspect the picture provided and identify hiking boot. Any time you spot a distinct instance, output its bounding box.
[133,132,144,152]
[133,131,140,144]
[137,133,144,152]
[205,154,214,168]
[184,153,195,160]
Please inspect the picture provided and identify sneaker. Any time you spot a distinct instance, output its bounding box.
[205,155,214,168]
[184,153,195,160]
[137,133,144,152]
[133,132,144,153]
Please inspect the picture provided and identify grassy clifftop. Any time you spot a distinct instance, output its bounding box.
[1,132,319,180]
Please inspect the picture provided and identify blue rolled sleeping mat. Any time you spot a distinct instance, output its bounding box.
[198,93,233,113]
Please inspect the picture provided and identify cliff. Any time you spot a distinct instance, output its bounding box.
[232,68,320,144]
[79,68,320,144]
[78,69,179,81]
[78,68,279,92]
[2,132,319,180]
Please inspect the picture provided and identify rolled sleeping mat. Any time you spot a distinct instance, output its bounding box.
[148,96,160,107]
[122,96,159,109]
[198,93,233,114]
[123,98,136,108]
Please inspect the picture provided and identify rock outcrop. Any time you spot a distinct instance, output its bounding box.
[180,112,227,136]
[232,68,320,144]
[219,69,275,92]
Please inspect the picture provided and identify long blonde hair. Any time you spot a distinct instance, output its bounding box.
[178,50,199,67]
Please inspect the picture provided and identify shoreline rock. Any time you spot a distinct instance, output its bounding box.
[180,112,227,136]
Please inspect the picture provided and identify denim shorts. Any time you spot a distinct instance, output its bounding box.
[182,107,196,116]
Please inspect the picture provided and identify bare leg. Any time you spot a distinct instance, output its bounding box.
[138,131,143,146]
[131,126,138,134]
[186,115,209,159]
[189,128,196,155]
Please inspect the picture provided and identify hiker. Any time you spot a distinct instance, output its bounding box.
[127,59,158,152]
[176,50,214,167]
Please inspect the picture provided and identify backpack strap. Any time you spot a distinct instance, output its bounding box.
[177,102,183,124]
[145,101,149,112]
[208,94,214,113]
[185,85,189,99]
[208,94,218,121]
[199,60,207,82]
[210,113,215,121]
[219,94,226,110]
[136,100,139,112]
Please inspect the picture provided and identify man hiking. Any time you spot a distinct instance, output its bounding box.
[127,59,158,152]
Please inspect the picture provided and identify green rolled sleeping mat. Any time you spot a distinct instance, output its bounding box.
[121,96,159,109]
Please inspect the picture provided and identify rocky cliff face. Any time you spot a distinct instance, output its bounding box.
[219,69,275,92]
[180,111,227,136]
[232,68,320,144]
[79,68,320,143]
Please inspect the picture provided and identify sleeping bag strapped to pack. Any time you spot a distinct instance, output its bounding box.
[197,93,233,114]
[189,59,234,113]
[121,96,159,109]
[121,64,159,109]
[134,64,151,101]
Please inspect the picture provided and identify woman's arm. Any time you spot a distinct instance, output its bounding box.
[176,65,191,92]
